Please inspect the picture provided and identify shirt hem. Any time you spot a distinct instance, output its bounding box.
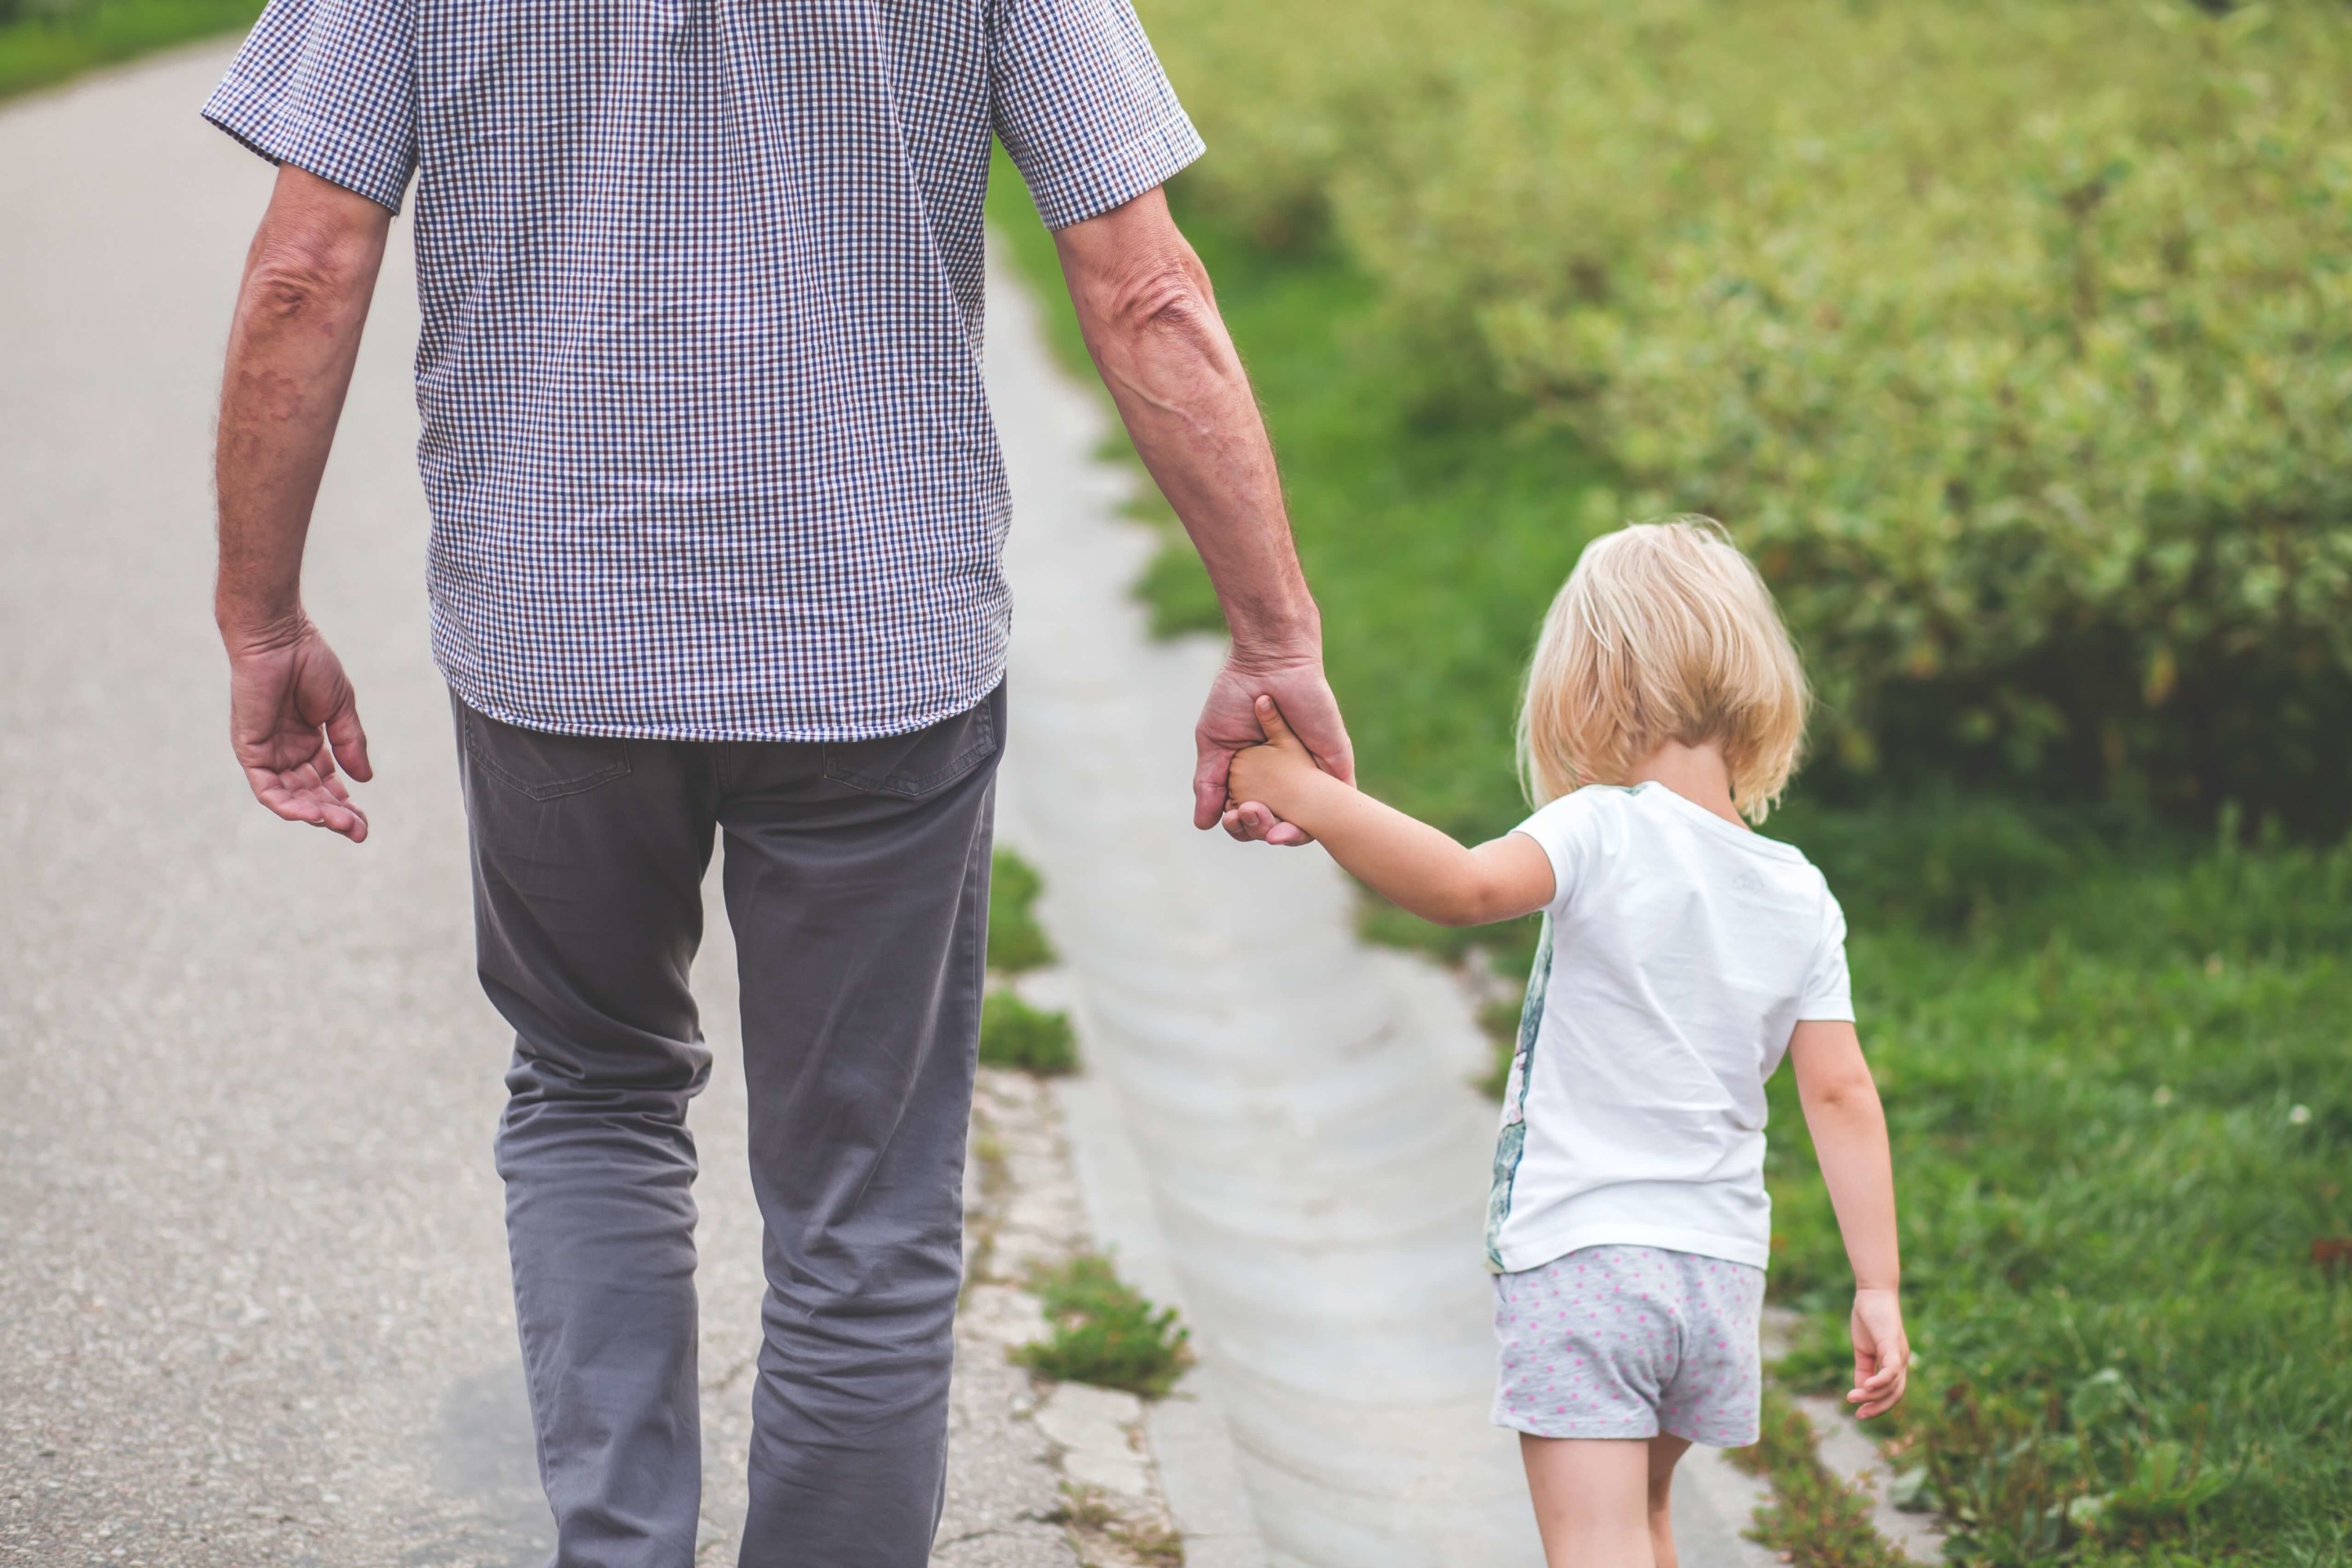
[199,91,412,214]
[439,663,1008,745]
[1495,1222,1770,1274]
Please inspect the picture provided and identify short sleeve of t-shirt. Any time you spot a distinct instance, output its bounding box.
[201,0,419,214]
[1510,789,1611,916]
[991,0,1205,229]
[1798,893,1856,1022]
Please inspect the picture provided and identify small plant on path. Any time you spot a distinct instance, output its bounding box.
[988,849,1057,974]
[1013,1253,1193,1398]
[978,991,1078,1075]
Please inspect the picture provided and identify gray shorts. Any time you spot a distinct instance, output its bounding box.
[1492,1244,1766,1446]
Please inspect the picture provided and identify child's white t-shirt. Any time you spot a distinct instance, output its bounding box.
[1484,782,1853,1274]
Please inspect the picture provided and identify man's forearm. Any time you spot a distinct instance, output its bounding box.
[216,168,390,642]
[1054,190,1318,657]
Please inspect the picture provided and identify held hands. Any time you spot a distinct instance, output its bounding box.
[224,616,373,843]
[1225,694,1325,821]
[1194,655,1352,844]
[1848,1287,1911,1419]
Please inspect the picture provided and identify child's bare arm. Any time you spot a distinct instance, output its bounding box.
[1789,1019,1909,1419]
[1227,696,1554,926]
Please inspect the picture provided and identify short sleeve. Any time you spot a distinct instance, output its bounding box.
[1798,893,1855,1022]
[991,0,1205,229]
[1510,790,1605,915]
[201,0,418,214]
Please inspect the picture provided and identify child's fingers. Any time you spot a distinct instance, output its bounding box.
[1253,693,1299,746]
[1856,1363,1909,1418]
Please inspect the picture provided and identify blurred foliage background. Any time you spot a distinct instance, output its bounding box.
[1152,0,2352,835]
[0,0,257,100]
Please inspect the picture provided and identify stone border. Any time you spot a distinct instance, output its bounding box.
[943,1065,1191,1567]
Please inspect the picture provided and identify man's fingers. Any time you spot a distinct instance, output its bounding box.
[326,698,373,782]
[1193,746,1234,831]
[249,768,369,842]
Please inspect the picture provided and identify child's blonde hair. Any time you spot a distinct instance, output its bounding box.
[1517,517,1809,823]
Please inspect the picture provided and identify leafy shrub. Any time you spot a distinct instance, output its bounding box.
[978,991,1078,1076]
[987,848,1057,974]
[1011,1254,1193,1397]
[1152,0,2352,831]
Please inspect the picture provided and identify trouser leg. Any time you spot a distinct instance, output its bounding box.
[454,696,716,1568]
[720,683,1002,1567]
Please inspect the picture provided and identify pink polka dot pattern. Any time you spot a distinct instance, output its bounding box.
[1490,1244,1765,1446]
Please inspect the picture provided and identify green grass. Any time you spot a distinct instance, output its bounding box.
[990,154,2351,1561]
[1010,1253,1194,1398]
[0,0,260,100]
[987,847,1058,975]
[978,990,1079,1076]
[1759,831,2352,1565]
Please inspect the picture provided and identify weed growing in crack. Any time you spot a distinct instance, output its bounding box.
[988,849,1057,974]
[1013,1254,1192,1398]
[979,991,1078,1076]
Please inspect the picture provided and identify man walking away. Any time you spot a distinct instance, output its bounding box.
[202,0,1351,1562]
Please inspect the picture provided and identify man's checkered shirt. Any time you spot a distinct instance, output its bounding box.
[204,0,1203,741]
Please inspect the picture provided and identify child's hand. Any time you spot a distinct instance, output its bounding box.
[1847,1287,1910,1419]
[1226,694,1328,817]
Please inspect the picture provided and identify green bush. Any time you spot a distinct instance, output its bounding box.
[1011,1253,1194,1398]
[987,848,1058,975]
[978,990,1079,1076]
[1150,0,2352,831]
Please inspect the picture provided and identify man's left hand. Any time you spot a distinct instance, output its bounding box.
[1193,653,1352,845]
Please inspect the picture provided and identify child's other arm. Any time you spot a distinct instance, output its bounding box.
[1790,1020,1909,1419]
[1226,696,1553,926]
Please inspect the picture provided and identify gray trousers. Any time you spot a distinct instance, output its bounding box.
[452,682,1003,1568]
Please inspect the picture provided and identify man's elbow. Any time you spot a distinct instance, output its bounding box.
[245,225,378,323]
[1107,259,1212,340]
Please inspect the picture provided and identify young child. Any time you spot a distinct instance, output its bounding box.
[1227,519,1908,1568]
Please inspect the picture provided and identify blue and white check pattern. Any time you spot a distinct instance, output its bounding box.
[205,0,1202,741]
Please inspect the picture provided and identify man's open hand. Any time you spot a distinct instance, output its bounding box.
[1193,653,1352,845]
[225,619,373,843]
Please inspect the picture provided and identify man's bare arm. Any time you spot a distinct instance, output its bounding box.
[215,165,391,843]
[1052,188,1352,842]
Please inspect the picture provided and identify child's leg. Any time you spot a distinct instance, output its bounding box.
[1645,1434,1691,1568]
[1520,1435,1655,1568]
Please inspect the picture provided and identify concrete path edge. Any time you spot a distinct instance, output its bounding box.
[1053,1067,1273,1568]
